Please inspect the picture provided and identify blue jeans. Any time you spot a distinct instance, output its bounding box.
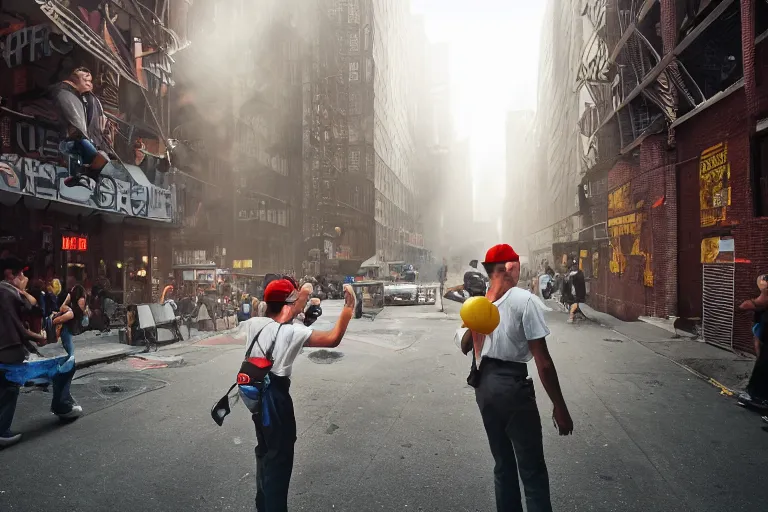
[60,139,99,166]
[0,329,78,435]
[60,325,75,357]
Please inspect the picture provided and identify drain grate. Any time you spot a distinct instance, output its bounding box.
[307,350,344,364]
[100,385,125,394]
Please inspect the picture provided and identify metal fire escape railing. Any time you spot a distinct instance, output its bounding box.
[598,0,740,152]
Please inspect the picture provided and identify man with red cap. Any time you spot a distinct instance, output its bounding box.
[238,278,356,512]
[457,243,572,512]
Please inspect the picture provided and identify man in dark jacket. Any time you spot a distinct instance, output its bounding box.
[0,257,82,448]
[52,67,110,187]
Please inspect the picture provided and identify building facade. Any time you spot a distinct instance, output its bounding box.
[532,0,768,355]
[0,0,183,303]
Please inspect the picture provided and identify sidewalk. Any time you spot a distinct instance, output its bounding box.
[573,302,755,394]
[36,317,239,370]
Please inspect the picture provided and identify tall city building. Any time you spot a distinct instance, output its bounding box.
[301,0,425,274]
[503,110,535,245]
[526,0,584,268]
[372,0,424,263]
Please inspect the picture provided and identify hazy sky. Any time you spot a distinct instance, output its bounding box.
[411,0,546,222]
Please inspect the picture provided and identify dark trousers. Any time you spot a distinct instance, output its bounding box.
[0,365,77,435]
[253,378,297,512]
[475,358,552,512]
[748,339,768,400]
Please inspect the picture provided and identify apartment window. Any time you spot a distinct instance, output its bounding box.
[349,91,362,115]
[348,0,360,24]
[349,149,361,172]
[349,61,360,81]
[349,32,360,54]
[753,131,768,217]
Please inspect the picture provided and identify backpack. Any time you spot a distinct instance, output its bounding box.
[210,322,287,426]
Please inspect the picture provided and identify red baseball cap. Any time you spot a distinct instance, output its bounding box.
[483,244,520,265]
[264,278,299,303]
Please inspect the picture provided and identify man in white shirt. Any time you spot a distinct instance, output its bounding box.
[457,244,572,512]
[238,278,355,512]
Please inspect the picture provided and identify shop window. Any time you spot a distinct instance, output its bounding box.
[753,132,768,217]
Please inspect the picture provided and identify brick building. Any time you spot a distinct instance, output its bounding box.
[560,0,768,355]
[0,1,184,303]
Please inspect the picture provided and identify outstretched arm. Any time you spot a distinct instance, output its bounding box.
[306,285,355,348]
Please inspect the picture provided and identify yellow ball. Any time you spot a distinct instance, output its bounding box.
[460,296,500,335]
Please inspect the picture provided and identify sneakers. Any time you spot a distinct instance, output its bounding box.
[55,405,83,420]
[0,432,22,448]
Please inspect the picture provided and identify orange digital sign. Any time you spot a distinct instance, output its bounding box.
[62,236,88,251]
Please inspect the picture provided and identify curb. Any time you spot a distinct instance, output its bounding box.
[72,326,239,370]
[606,326,739,397]
[74,348,144,370]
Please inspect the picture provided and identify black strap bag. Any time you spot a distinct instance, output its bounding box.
[210,322,286,426]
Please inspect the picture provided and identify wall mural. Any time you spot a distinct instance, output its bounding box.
[0,154,173,222]
[607,182,653,286]
[699,142,731,227]
[0,23,74,69]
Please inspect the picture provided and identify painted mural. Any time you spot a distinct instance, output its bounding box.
[607,183,653,286]
[701,236,735,264]
[699,142,731,227]
[0,154,174,221]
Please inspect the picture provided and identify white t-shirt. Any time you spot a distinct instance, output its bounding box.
[239,317,313,377]
[454,287,550,365]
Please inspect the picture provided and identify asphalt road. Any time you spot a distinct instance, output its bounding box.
[2,300,768,512]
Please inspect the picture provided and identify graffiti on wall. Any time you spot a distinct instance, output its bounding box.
[701,236,735,264]
[0,24,73,68]
[0,154,173,221]
[607,184,653,286]
[699,142,731,227]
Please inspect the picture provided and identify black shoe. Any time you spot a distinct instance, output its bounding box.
[0,432,22,448]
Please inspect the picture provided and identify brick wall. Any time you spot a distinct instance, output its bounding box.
[674,85,768,354]
[603,136,677,321]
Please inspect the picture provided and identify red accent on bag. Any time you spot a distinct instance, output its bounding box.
[247,357,272,368]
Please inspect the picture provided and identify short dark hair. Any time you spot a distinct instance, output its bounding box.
[69,67,91,80]
[266,301,285,316]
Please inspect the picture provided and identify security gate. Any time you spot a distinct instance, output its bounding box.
[701,264,735,350]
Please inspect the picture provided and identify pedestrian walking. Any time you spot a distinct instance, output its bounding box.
[737,274,768,408]
[0,256,81,448]
[438,258,448,312]
[456,244,573,512]
[227,278,356,512]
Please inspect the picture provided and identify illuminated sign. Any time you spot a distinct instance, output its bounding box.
[232,260,253,269]
[62,236,88,251]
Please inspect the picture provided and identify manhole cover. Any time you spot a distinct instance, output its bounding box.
[307,350,344,364]
[603,338,623,343]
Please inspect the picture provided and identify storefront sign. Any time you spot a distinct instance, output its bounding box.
[699,142,731,227]
[232,260,253,269]
[0,154,174,222]
[61,235,87,251]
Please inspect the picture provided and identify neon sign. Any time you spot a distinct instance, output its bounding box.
[62,236,87,251]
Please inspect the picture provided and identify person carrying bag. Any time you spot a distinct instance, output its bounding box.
[211,278,357,512]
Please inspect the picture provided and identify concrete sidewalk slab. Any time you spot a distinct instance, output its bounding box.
[574,302,755,393]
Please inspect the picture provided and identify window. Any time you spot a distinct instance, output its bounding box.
[349,91,362,115]
[349,149,361,172]
[349,32,360,54]
[753,131,768,217]
[349,61,360,81]
[348,0,360,24]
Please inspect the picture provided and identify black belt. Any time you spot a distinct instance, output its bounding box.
[269,373,291,391]
[480,357,528,376]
